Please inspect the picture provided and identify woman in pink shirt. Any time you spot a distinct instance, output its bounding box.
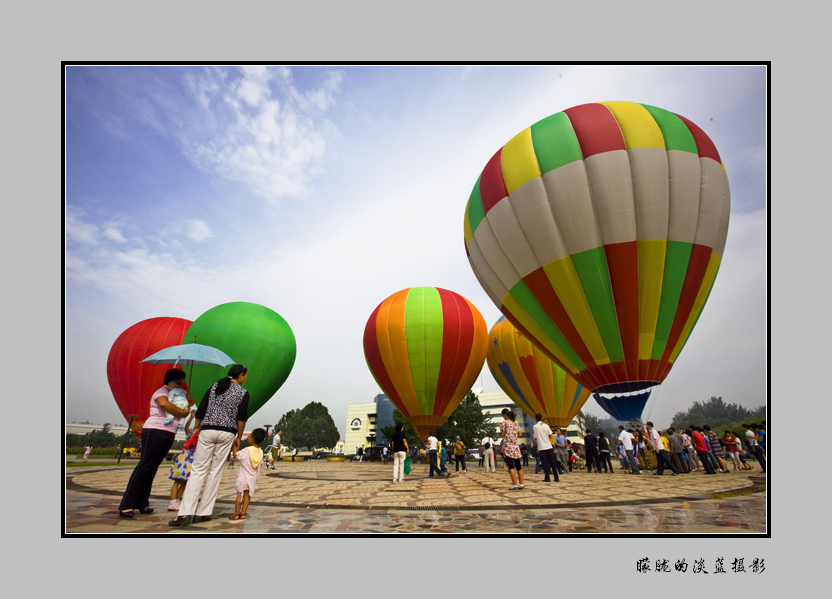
[118,369,193,518]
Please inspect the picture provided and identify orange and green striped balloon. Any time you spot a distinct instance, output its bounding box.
[487,316,591,428]
[363,287,488,440]
[464,102,730,420]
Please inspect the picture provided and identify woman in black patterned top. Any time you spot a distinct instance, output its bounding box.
[170,364,249,526]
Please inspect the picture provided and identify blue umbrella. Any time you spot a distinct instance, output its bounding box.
[142,343,235,368]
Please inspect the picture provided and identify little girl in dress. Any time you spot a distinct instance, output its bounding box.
[167,410,197,511]
[230,428,267,520]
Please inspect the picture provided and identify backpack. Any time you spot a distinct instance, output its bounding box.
[455,440,465,455]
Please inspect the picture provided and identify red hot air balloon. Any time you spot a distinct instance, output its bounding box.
[464,102,730,421]
[363,287,488,440]
[106,317,192,435]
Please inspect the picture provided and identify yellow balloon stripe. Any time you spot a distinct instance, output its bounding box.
[637,239,667,360]
[501,127,542,195]
[376,291,420,416]
[669,252,722,362]
[601,101,665,149]
[463,203,474,246]
[542,258,610,365]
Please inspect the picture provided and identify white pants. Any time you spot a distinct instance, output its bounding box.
[393,451,407,480]
[177,429,236,517]
[484,448,495,472]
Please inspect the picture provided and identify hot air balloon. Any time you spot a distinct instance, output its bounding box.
[106,316,193,435]
[464,101,730,420]
[487,315,591,428]
[363,287,488,440]
[183,302,296,418]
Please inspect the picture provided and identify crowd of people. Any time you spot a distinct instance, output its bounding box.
[117,367,766,519]
[387,414,766,490]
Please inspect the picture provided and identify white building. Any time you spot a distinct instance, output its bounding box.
[344,390,586,452]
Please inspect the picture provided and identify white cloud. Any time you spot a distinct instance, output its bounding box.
[186,219,214,241]
[65,209,101,245]
[175,66,342,204]
[102,222,126,242]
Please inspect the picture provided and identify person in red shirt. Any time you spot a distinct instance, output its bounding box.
[690,426,717,474]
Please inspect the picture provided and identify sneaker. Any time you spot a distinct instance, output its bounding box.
[517,484,524,489]
[509,485,520,490]
[167,500,181,511]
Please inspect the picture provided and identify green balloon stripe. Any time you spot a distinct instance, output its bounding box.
[465,175,487,240]
[570,247,624,363]
[530,111,584,174]
[404,288,443,415]
[640,104,699,154]
[651,240,693,359]
[507,279,586,371]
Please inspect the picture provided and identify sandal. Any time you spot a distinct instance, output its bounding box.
[229,513,240,520]
[239,513,247,520]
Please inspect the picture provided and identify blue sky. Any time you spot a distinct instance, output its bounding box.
[65,64,768,437]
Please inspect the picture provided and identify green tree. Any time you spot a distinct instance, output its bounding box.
[73,423,119,447]
[274,409,299,440]
[379,410,422,450]
[276,402,340,451]
[581,412,603,436]
[670,396,765,433]
[431,391,497,446]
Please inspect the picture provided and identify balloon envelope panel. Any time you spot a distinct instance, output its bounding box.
[464,101,730,415]
[184,302,296,419]
[363,287,488,440]
[593,391,651,422]
[106,317,192,433]
[487,315,590,428]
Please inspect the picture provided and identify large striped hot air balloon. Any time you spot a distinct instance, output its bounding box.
[363,287,488,440]
[106,316,193,435]
[487,315,591,428]
[464,101,730,421]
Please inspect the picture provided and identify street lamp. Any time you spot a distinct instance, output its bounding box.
[117,414,138,464]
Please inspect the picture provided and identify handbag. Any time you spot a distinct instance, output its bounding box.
[404,455,412,475]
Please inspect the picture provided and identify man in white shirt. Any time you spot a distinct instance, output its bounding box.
[481,434,496,472]
[616,426,640,474]
[266,429,282,470]
[532,414,559,482]
[646,421,678,475]
[427,432,442,478]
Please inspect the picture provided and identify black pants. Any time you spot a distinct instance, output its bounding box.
[538,448,559,481]
[585,450,601,472]
[655,449,679,474]
[119,428,175,511]
[455,455,466,471]
[599,451,614,472]
[697,450,717,474]
[753,446,766,472]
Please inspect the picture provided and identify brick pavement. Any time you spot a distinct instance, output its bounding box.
[65,459,767,535]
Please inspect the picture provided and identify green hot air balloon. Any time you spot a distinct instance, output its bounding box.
[183,302,296,418]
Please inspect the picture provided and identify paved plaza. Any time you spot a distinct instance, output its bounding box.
[65,459,767,534]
